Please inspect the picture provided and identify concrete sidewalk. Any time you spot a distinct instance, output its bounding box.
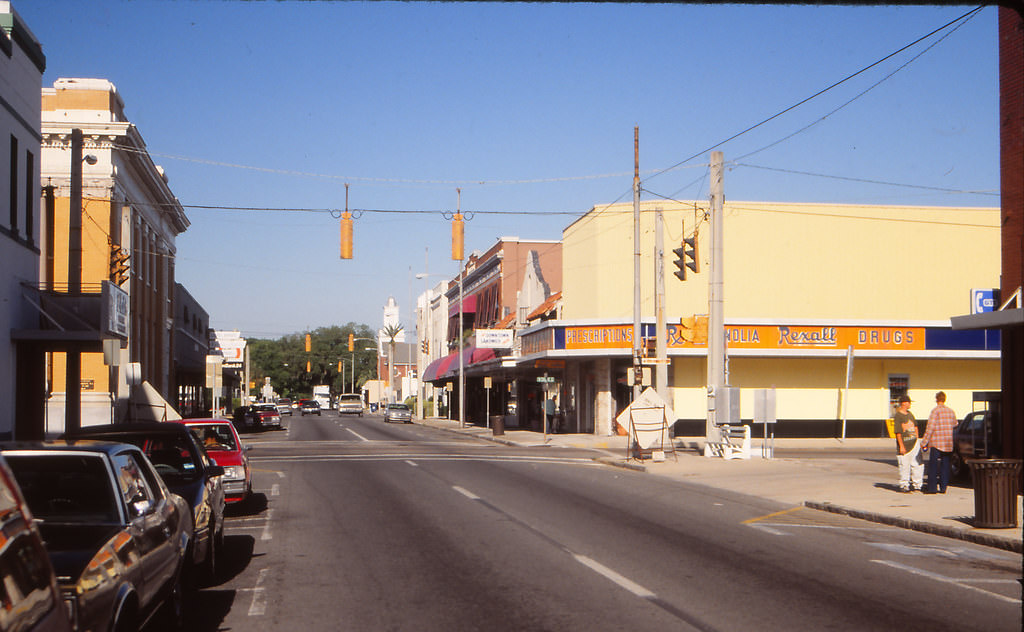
[415,417,1022,553]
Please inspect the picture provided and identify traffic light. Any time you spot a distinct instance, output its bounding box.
[338,361,342,372]
[108,244,130,286]
[672,222,699,281]
[306,360,311,372]
[305,334,311,353]
[421,340,428,354]
[348,333,354,352]
[340,211,353,259]
[452,212,464,261]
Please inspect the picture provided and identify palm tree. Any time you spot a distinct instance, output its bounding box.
[381,323,404,403]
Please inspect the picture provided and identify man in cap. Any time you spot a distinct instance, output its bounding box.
[893,395,923,492]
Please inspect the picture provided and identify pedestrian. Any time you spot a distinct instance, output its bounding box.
[893,395,924,492]
[921,391,957,494]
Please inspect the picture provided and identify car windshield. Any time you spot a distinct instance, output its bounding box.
[255,404,276,411]
[190,424,238,451]
[389,404,410,411]
[5,454,120,523]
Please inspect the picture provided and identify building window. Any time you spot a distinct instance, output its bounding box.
[888,374,909,415]
[8,134,17,234]
[24,150,34,246]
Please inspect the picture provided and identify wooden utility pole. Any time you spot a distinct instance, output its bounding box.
[655,209,668,400]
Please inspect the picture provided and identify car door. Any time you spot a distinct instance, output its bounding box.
[110,451,180,610]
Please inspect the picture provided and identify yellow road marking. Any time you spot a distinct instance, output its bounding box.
[742,506,802,525]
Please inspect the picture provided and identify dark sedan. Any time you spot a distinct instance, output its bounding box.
[299,399,321,416]
[0,455,74,632]
[65,423,226,584]
[2,441,191,632]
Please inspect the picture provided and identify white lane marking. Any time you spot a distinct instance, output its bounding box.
[573,554,656,598]
[254,454,596,465]
[745,524,791,536]
[405,460,419,467]
[270,483,280,496]
[452,486,480,500]
[261,509,273,541]
[248,568,269,616]
[871,560,1021,604]
[346,428,370,442]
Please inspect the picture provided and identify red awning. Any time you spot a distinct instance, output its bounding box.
[448,294,478,317]
[424,346,498,382]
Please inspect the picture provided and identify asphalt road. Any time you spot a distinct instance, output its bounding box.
[176,410,1021,631]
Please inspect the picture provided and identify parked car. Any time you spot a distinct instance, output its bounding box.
[299,399,321,416]
[232,405,256,431]
[951,409,1002,479]
[65,423,226,582]
[336,393,364,416]
[0,455,74,632]
[253,403,283,429]
[383,403,412,424]
[178,420,251,505]
[276,398,293,416]
[2,441,191,632]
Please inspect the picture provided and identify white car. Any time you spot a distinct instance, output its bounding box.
[337,394,364,416]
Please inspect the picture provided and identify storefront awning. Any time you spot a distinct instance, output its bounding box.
[423,346,497,382]
[448,294,477,317]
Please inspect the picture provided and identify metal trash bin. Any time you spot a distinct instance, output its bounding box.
[490,415,504,436]
[967,459,1023,528]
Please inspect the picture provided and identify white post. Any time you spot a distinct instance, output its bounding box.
[706,151,726,452]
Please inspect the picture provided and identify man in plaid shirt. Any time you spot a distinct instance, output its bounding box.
[922,391,958,494]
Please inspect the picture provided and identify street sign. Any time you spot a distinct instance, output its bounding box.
[536,376,555,383]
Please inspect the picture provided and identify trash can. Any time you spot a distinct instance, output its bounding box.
[490,415,504,436]
[967,459,1023,528]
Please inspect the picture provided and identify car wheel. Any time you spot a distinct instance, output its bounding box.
[202,523,218,585]
[156,571,185,631]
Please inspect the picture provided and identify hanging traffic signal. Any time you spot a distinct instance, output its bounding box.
[452,212,464,261]
[340,211,353,259]
[672,221,699,281]
[338,361,342,372]
[421,340,429,354]
[306,360,311,372]
[108,244,130,286]
[305,334,311,353]
[348,333,354,352]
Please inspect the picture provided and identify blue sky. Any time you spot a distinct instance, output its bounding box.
[18,1,999,339]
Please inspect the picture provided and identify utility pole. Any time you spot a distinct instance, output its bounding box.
[706,151,726,447]
[655,208,668,400]
[66,129,84,433]
[632,127,642,403]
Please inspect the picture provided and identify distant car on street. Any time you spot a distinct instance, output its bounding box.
[299,399,321,416]
[336,393,364,416]
[253,402,283,429]
[276,398,293,416]
[2,441,191,632]
[383,403,412,424]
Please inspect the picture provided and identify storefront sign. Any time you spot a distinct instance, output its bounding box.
[564,325,633,349]
[720,325,925,351]
[477,328,513,349]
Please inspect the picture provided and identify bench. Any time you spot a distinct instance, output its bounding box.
[703,424,751,460]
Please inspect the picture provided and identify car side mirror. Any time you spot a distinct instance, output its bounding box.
[245,445,253,452]
[206,464,225,478]
[130,495,152,517]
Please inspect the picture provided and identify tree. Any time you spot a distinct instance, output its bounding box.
[248,323,377,400]
[381,323,404,404]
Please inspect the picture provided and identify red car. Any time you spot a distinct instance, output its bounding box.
[177,419,252,505]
